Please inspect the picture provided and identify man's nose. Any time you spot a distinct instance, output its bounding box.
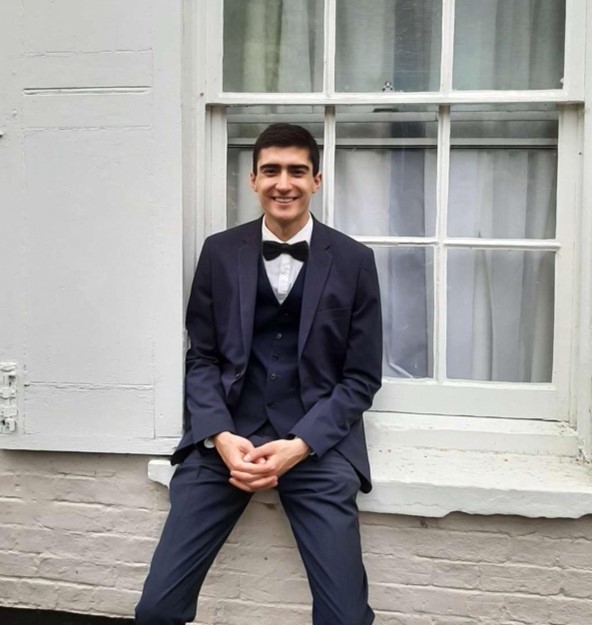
[275,170,292,191]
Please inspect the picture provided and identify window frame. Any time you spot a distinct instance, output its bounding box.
[192,0,588,426]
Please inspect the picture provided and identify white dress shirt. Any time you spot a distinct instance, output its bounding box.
[261,214,313,304]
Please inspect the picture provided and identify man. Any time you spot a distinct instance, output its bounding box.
[135,124,382,625]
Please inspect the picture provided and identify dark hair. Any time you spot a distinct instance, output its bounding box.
[252,123,320,176]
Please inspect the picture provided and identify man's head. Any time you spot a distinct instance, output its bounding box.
[250,123,322,240]
[252,123,320,177]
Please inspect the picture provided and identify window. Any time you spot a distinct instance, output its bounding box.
[195,0,586,426]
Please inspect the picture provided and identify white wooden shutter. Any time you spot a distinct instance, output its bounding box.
[0,0,184,454]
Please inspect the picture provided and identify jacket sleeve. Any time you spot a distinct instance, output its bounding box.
[289,247,383,456]
[184,237,236,444]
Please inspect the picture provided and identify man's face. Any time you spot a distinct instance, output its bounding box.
[250,146,321,239]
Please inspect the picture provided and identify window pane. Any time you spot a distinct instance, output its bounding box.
[373,246,434,379]
[447,249,554,382]
[227,108,324,227]
[336,0,442,92]
[448,105,558,239]
[453,0,565,90]
[224,0,324,92]
[335,107,437,237]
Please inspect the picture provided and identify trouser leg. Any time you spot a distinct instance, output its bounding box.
[278,450,374,625]
[135,451,251,625]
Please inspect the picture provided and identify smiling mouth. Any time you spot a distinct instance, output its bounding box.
[272,197,297,204]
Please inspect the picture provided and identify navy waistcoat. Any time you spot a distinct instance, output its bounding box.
[232,257,306,439]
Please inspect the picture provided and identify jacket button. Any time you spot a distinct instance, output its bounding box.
[234,371,243,380]
[275,332,282,340]
[270,373,278,381]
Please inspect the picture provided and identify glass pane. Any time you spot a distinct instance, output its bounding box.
[448,105,558,239]
[447,249,554,382]
[335,107,438,237]
[227,108,324,228]
[336,0,442,92]
[454,0,565,90]
[373,246,434,379]
[224,0,324,92]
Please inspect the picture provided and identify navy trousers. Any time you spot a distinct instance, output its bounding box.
[135,448,374,625]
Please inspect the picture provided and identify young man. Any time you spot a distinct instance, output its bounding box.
[135,124,383,625]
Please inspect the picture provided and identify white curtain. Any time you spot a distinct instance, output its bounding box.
[224,0,562,383]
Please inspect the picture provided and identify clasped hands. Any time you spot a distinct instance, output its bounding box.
[213,431,310,493]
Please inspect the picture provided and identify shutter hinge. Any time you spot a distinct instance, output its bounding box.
[0,363,18,434]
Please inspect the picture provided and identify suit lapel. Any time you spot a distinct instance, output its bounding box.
[238,219,262,360]
[298,220,332,359]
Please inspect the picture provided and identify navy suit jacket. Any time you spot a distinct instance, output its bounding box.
[172,216,382,492]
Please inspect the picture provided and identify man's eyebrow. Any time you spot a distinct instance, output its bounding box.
[258,163,310,171]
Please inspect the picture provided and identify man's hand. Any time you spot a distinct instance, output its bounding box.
[213,431,278,493]
[230,438,310,488]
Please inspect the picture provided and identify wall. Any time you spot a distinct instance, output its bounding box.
[1,451,591,625]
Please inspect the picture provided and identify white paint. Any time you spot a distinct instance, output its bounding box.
[147,446,592,519]
[0,0,183,452]
[23,51,153,89]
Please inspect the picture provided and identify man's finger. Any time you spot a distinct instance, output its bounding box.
[243,442,276,463]
[229,476,277,492]
[230,468,276,482]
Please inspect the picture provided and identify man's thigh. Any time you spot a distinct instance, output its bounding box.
[135,451,251,624]
[277,450,373,625]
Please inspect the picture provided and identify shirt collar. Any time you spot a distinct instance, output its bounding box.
[261,213,313,245]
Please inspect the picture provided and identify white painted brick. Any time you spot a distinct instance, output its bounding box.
[217,600,310,625]
[0,498,34,526]
[374,612,432,625]
[35,501,116,533]
[0,551,39,577]
[479,562,563,594]
[92,587,140,617]
[3,452,592,624]
[15,579,59,610]
[412,530,511,564]
[212,543,306,578]
[562,568,592,598]
[365,552,432,586]
[37,556,116,587]
[114,562,153,592]
[504,594,592,625]
[431,560,480,590]
[238,572,312,605]
[55,584,97,614]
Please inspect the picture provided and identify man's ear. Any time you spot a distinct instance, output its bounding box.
[313,172,322,193]
[249,171,257,191]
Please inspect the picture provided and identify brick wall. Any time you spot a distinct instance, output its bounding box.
[1,451,591,624]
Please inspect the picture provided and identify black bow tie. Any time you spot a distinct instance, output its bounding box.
[261,240,309,262]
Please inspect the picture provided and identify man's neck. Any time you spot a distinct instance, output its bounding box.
[263,213,311,242]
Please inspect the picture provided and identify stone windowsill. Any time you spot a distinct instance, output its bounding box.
[147,413,592,519]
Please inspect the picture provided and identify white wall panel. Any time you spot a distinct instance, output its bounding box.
[23,93,152,128]
[23,385,154,437]
[24,51,152,89]
[24,129,154,386]
[24,0,152,53]
[1,0,183,452]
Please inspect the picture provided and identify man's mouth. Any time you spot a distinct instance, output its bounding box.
[272,197,296,204]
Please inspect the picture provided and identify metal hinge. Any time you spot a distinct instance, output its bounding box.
[0,363,17,433]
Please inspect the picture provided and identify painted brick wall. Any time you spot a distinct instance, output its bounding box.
[1,451,592,625]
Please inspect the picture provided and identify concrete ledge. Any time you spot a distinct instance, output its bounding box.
[148,414,592,519]
[148,447,592,519]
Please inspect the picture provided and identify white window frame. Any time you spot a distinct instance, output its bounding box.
[191,0,587,425]
[145,0,592,517]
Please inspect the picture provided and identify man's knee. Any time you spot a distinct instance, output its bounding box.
[135,596,179,625]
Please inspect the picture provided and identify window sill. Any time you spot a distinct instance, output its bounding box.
[147,413,592,519]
